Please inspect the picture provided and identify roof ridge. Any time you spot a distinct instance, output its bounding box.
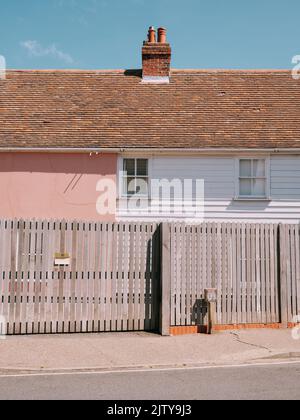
[5,68,292,74]
[5,69,126,74]
[172,69,292,74]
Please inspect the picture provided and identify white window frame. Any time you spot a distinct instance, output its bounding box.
[119,157,150,198]
[235,156,270,200]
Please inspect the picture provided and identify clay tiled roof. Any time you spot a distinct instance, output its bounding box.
[0,69,300,150]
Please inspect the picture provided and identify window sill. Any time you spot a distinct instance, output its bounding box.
[233,197,272,202]
[119,196,150,199]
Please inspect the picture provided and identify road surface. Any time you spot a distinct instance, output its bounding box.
[0,361,299,400]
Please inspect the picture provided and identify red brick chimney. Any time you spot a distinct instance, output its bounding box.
[142,27,171,84]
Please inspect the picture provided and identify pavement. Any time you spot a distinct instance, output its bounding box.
[0,329,300,374]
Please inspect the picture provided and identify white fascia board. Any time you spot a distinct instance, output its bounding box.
[0,147,300,155]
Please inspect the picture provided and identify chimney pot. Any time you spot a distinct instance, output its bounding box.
[148,26,157,43]
[158,27,167,43]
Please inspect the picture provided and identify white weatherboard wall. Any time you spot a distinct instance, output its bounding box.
[118,155,300,222]
[151,156,235,200]
[271,156,300,199]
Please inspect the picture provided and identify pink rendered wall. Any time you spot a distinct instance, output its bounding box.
[0,153,117,221]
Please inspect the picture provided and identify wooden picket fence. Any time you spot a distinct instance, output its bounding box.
[0,220,160,335]
[168,223,281,327]
[1,219,300,336]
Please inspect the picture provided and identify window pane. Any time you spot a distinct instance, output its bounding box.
[124,177,136,195]
[136,159,148,176]
[124,159,135,176]
[240,160,251,177]
[253,159,265,177]
[252,179,266,196]
[136,177,148,195]
[239,179,252,196]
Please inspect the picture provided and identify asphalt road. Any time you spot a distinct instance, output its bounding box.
[0,362,299,400]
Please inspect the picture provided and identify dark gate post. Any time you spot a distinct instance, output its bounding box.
[160,223,171,336]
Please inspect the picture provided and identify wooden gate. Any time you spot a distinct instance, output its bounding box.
[280,224,300,326]
[0,220,160,335]
[170,223,280,327]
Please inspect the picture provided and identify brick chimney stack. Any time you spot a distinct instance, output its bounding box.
[142,27,171,84]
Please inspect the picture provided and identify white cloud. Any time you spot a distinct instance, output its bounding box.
[21,40,74,64]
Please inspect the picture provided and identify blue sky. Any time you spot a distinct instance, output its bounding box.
[0,0,300,70]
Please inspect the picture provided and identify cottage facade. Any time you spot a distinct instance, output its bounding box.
[0,28,299,222]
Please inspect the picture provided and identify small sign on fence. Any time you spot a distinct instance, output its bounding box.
[54,253,71,266]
